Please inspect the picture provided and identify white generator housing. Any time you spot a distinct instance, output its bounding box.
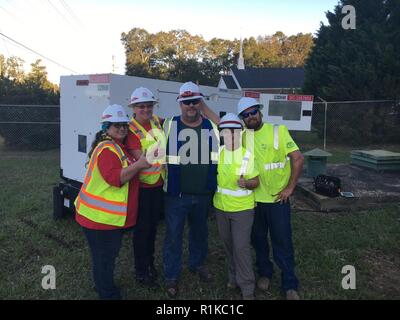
[60,73,242,184]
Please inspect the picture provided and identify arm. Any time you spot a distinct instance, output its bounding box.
[120,153,151,185]
[199,99,220,125]
[238,175,260,190]
[276,150,304,203]
[128,149,143,160]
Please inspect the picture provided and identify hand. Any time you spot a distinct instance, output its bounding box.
[237,175,247,189]
[147,141,166,163]
[273,186,294,204]
[136,151,152,170]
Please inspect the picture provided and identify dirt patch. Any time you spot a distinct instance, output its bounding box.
[326,164,400,196]
[363,249,400,299]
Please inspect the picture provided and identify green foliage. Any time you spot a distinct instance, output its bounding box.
[121,28,314,86]
[0,56,59,104]
[303,0,400,100]
[0,56,60,150]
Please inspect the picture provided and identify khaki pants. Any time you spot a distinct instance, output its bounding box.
[215,208,255,296]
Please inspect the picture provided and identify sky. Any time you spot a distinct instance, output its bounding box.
[0,0,340,84]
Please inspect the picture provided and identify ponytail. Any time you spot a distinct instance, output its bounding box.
[86,130,112,167]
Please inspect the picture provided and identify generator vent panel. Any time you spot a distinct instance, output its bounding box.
[78,135,87,154]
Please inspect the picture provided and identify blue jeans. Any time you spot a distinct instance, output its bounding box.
[83,227,127,300]
[163,193,211,281]
[251,202,299,291]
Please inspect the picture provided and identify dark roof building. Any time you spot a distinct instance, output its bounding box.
[218,40,305,94]
[219,66,305,93]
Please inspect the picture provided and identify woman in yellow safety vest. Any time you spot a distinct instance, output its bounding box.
[213,113,260,300]
[126,87,166,287]
[75,104,151,300]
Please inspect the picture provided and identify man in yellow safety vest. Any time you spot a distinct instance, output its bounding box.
[239,97,304,300]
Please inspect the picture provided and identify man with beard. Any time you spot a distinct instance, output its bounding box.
[238,97,304,300]
[162,82,219,298]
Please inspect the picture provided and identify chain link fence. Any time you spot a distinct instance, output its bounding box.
[292,100,400,152]
[0,104,60,151]
[0,100,399,153]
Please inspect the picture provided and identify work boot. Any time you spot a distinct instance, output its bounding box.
[165,280,179,299]
[257,277,270,291]
[136,275,159,288]
[286,289,300,300]
[193,265,213,283]
[226,282,238,290]
[242,293,255,300]
[148,264,158,280]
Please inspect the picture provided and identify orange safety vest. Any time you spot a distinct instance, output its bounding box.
[75,140,129,227]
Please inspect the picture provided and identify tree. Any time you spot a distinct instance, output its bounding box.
[121,28,314,86]
[302,0,400,144]
[303,0,400,100]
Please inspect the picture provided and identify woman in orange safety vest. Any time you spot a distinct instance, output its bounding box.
[75,104,151,300]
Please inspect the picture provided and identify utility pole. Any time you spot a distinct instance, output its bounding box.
[112,55,116,73]
[317,96,328,151]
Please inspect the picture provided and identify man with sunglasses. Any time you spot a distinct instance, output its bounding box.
[162,82,219,298]
[239,97,304,300]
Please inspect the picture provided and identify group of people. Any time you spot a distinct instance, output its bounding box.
[74,81,304,300]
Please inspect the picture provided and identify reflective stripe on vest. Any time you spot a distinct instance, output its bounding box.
[239,150,251,176]
[75,141,129,227]
[274,124,279,150]
[264,157,290,171]
[217,187,253,197]
[216,148,253,198]
[167,155,180,165]
[78,188,126,216]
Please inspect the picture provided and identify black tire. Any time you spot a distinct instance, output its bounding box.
[53,185,64,220]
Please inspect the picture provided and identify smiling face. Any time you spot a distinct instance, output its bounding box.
[241,106,263,130]
[132,102,155,122]
[106,122,129,142]
[220,128,242,150]
[180,99,201,123]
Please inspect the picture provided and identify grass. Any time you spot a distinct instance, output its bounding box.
[0,149,400,300]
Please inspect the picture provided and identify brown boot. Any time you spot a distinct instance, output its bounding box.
[286,289,300,300]
[257,277,270,291]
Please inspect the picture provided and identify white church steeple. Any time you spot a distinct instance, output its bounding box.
[238,38,245,70]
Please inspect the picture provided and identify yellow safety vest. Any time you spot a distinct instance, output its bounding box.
[75,140,129,227]
[129,115,166,185]
[243,123,297,203]
[213,146,257,212]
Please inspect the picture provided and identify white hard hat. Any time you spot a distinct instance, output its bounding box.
[237,97,263,116]
[177,82,204,102]
[219,113,243,129]
[129,87,157,106]
[101,104,130,123]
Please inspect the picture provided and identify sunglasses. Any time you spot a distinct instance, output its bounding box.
[135,103,154,109]
[112,123,129,129]
[182,99,201,106]
[240,108,259,119]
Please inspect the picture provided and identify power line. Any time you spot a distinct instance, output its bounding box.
[0,28,10,56]
[46,0,76,29]
[58,0,84,27]
[0,5,16,19]
[0,31,78,74]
